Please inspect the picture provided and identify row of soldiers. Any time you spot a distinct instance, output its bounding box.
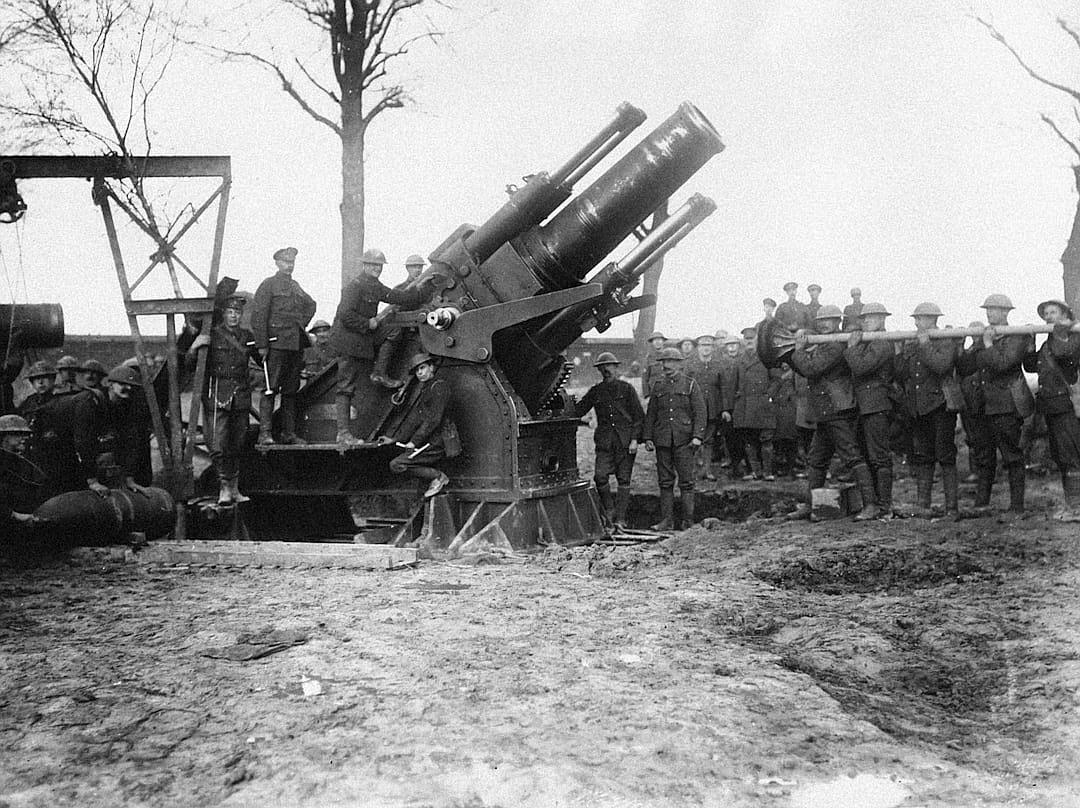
[575,291,1080,529]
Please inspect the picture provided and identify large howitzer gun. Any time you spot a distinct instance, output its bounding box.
[227,102,723,551]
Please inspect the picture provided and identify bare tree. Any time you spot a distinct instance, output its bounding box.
[978,15,1080,308]
[206,1,445,287]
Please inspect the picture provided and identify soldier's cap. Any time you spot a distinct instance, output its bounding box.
[106,364,142,387]
[409,352,434,372]
[1038,299,1073,320]
[740,326,758,338]
[850,287,862,297]
[224,295,246,311]
[782,281,798,292]
[361,248,388,265]
[911,301,943,318]
[308,319,332,333]
[56,355,79,370]
[814,304,843,320]
[980,293,1014,311]
[762,297,777,307]
[26,360,55,379]
[79,359,107,376]
[592,351,620,367]
[647,331,666,342]
[695,334,715,344]
[858,302,891,317]
[404,254,426,267]
[714,329,728,340]
[273,246,298,263]
[968,321,984,329]
[722,336,743,346]
[658,347,684,361]
[0,414,32,435]
[807,283,822,293]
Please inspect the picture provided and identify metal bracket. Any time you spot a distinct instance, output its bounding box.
[420,284,604,362]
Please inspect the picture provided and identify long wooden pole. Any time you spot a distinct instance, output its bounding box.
[792,323,1067,344]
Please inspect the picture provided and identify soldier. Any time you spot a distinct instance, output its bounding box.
[370,253,431,388]
[772,367,800,478]
[0,414,37,535]
[762,297,777,320]
[686,334,722,482]
[1024,299,1080,515]
[302,319,335,381]
[77,359,107,391]
[896,302,963,517]
[17,360,56,419]
[54,355,80,394]
[72,364,152,496]
[574,352,644,528]
[842,288,864,332]
[788,304,879,521]
[250,246,317,445]
[717,335,748,478]
[190,295,261,505]
[330,248,439,446]
[725,326,781,481]
[381,353,456,499]
[807,285,820,319]
[641,331,667,394]
[775,282,812,331]
[643,347,707,530]
[678,337,696,359]
[956,294,1033,514]
[844,302,896,518]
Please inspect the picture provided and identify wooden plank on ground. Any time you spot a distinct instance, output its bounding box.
[138,541,417,569]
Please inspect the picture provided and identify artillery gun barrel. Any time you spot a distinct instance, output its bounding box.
[0,303,64,351]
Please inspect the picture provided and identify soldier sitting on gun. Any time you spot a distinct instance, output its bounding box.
[330,249,439,446]
[53,355,80,395]
[189,295,261,505]
[17,361,69,499]
[302,319,335,381]
[73,364,152,497]
[369,253,430,389]
[0,414,38,536]
[573,352,644,529]
[379,353,457,499]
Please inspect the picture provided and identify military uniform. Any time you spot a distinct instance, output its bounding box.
[685,351,722,479]
[716,350,747,476]
[388,358,455,499]
[575,373,644,525]
[775,299,812,331]
[772,369,800,476]
[842,301,864,332]
[727,350,782,479]
[201,318,260,499]
[1023,324,1080,501]
[644,361,706,527]
[845,336,895,510]
[302,341,336,381]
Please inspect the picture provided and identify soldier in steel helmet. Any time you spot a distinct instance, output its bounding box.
[250,246,317,446]
[956,294,1034,514]
[16,361,65,498]
[643,347,707,529]
[302,319,335,381]
[368,253,433,389]
[844,302,896,517]
[77,359,107,392]
[54,355,80,394]
[1024,299,1080,516]
[788,304,880,520]
[17,361,56,421]
[380,353,456,500]
[0,414,38,534]
[573,351,644,529]
[189,295,262,505]
[330,248,441,446]
[896,301,963,517]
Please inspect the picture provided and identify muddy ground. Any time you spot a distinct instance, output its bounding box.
[3,464,1080,808]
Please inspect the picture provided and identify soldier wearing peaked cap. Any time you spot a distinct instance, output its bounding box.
[574,352,644,529]
[806,284,823,321]
[189,294,261,505]
[642,331,668,395]
[896,301,963,517]
[686,334,723,482]
[250,245,317,446]
[776,282,812,331]
[643,347,707,530]
[330,248,442,446]
[725,326,783,483]
[1024,299,1080,515]
[788,305,880,521]
[956,293,1033,514]
[842,288,864,332]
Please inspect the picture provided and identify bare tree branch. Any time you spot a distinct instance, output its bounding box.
[976,15,1080,107]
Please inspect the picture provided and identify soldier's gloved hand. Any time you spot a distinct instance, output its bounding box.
[644,440,655,452]
[721,411,732,423]
[88,480,110,498]
[794,330,808,348]
[375,435,394,446]
[259,348,269,361]
[982,327,996,348]
[847,331,861,348]
[368,317,379,331]
[691,438,702,449]
[628,440,638,454]
[124,476,149,495]
[191,334,212,351]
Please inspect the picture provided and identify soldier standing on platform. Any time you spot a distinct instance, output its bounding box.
[686,334,721,482]
[641,331,667,394]
[1024,299,1080,515]
[806,284,823,321]
[788,305,879,521]
[250,246,317,446]
[762,297,777,321]
[842,288,864,332]
[643,347,706,530]
[896,302,962,517]
[190,295,261,505]
[54,355,80,394]
[956,294,1034,514]
[844,302,896,518]
[302,319,335,381]
[776,282,812,331]
[330,249,439,446]
[574,352,644,529]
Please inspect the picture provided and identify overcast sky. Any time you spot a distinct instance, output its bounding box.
[3,0,1080,338]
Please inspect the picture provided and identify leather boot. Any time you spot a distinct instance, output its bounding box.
[941,464,959,515]
[228,475,250,504]
[279,396,306,445]
[217,477,234,505]
[680,490,696,529]
[1058,471,1080,521]
[761,444,775,481]
[852,464,881,521]
[614,488,630,529]
[1007,465,1025,513]
[875,467,894,519]
[911,464,934,518]
[973,466,993,508]
[789,468,825,519]
[598,488,615,526]
[370,339,404,388]
[743,453,761,482]
[257,395,275,445]
[652,488,675,531]
[335,395,362,446]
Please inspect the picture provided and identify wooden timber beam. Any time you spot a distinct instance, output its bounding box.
[0,155,230,179]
